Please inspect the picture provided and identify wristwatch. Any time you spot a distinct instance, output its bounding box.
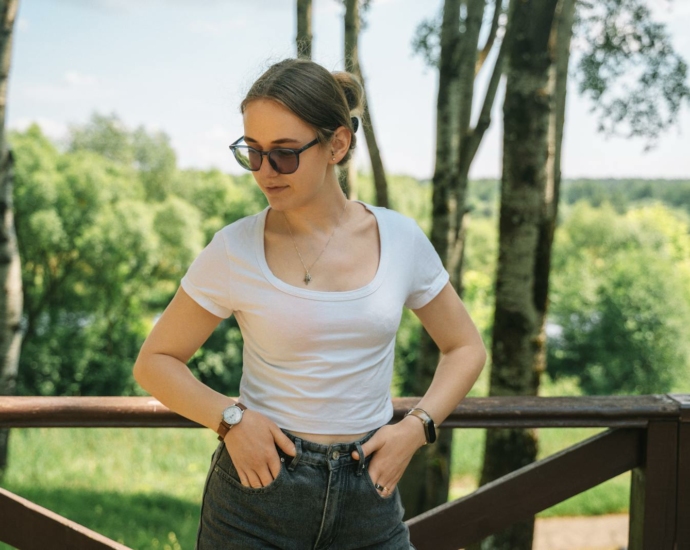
[404,407,437,445]
[217,402,247,442]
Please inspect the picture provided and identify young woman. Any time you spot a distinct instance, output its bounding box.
[133,58,487,550]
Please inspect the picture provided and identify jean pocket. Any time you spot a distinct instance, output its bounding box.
[363,457,397,501]
[213,445,286,495]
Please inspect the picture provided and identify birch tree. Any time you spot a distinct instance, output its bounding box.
[399,0,512,517]
[475,2,560,548]
[343,0,388,207]
[296,0,312,59]
[0,0,21,479]
[477,0,688,547]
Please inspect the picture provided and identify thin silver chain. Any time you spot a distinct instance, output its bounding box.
[283,199,349,285]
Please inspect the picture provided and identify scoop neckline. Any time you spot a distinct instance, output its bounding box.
[255,200,389,301]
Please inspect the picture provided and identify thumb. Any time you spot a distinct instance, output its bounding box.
[351,435,381,461]
[272,426,297,456]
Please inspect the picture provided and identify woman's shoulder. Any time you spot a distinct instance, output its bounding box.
[356,200,418,229]
[215,208,267,241]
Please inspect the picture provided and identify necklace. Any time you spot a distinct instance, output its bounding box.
[283,200,349,285]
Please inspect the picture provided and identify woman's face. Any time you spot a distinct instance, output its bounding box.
[242,98,336,210]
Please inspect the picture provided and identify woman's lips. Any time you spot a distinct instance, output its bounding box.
[266,186,288,194]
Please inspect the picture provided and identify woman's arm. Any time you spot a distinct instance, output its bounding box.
[406,280,488,429]
[351,281,487,494]
[133,286,297,488]
[132,286,236,433]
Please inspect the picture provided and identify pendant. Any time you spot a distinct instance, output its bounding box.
[304,272,312,285]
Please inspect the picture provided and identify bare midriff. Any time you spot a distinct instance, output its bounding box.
[285,430,371,445]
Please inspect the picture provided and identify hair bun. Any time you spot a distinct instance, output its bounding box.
[332,71,365,114]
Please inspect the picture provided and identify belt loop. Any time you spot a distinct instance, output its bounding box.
[288,437,303,472]
[354,441,366,476]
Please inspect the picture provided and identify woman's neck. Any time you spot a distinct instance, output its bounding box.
[275,188,350,237]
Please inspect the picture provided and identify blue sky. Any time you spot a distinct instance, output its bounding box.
[8,0,690,180]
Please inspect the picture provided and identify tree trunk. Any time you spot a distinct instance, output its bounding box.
[0,0,21,480]
[475,1,559,548]
[447,0,484,290]
[400,0,514,519]
[399,0,471,519]
[344,0,387,207]
[535,0,576,378]
[296,0,312,59]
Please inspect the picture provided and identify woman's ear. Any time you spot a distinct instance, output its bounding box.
[330,125,352,163]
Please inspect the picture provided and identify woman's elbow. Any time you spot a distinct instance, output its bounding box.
[132,354,152,389]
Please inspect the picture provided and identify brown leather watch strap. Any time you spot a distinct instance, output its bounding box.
[216,402,247,442]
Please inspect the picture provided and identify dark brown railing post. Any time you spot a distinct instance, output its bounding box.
[628,415,679,549]
[0,486,132,549]
[669,393,690,548]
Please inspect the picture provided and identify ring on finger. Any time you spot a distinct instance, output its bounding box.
[374,483,390,493]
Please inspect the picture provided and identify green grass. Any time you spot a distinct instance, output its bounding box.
[0,421,632,550]
[449,427,630,518]
[0,427,219,550]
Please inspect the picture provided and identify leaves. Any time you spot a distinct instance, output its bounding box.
[576,0,690,146]
[9,119,256,396]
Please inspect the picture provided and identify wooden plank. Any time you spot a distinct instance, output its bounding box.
[628,421,678,550]
[0,395,683,428]
[668,394,690,548]
[0,487,132,550]
[407,427,643,550]
[677,421,690,548]
[0,397,200,428]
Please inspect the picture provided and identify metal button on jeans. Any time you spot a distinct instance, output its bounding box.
[332,451,340,459]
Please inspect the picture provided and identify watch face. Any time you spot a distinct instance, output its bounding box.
[223,406,243,425]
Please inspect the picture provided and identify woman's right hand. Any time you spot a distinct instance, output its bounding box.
[223,409,297,488]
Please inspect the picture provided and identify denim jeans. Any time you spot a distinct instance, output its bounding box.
[195,426,416,549]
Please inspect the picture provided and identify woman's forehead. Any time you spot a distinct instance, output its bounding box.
[243,99,313,144]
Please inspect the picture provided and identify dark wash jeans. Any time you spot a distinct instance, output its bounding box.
[195,426,417,549]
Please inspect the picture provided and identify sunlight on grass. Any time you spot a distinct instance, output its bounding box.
[449,426,630,516]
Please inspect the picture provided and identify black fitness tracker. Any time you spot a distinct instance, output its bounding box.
[404,407,437,445]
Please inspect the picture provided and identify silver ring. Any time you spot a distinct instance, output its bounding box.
[374,483,389,492]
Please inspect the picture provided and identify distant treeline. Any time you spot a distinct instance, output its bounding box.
[463,178,690,219]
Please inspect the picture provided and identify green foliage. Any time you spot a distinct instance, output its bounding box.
[548,202,690,394]
[187,318,244,397]
[9,119,255,397]
[170,168,266,242]
[562,178,690,216]
[576,0,690,146]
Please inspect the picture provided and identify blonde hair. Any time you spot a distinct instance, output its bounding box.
[240,58,364,165]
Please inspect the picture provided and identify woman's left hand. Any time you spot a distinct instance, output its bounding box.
[350,415,428,498]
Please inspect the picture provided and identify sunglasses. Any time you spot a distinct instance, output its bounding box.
[229,136,320,175]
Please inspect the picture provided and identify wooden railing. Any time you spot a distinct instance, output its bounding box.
[0,394,688,549]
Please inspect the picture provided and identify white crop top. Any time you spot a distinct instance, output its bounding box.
[180,200,449,434]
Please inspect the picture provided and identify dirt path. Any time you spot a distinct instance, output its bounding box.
[533,514,629,550]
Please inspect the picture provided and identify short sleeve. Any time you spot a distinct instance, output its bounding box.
[180,231,234,319]
[404,222,450,310]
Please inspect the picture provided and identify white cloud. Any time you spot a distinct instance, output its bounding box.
[9,117,69,141]
[17,18,29,32]
[63,71,99,87]
[62,0,229,14]
[189,18,248,36]
[23,71,116,103]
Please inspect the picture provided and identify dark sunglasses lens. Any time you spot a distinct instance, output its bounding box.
[269,149,299,174]
[232,147,261,171]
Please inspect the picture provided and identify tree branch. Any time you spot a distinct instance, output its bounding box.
[476,0,502,75]
[459,0,516,177]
